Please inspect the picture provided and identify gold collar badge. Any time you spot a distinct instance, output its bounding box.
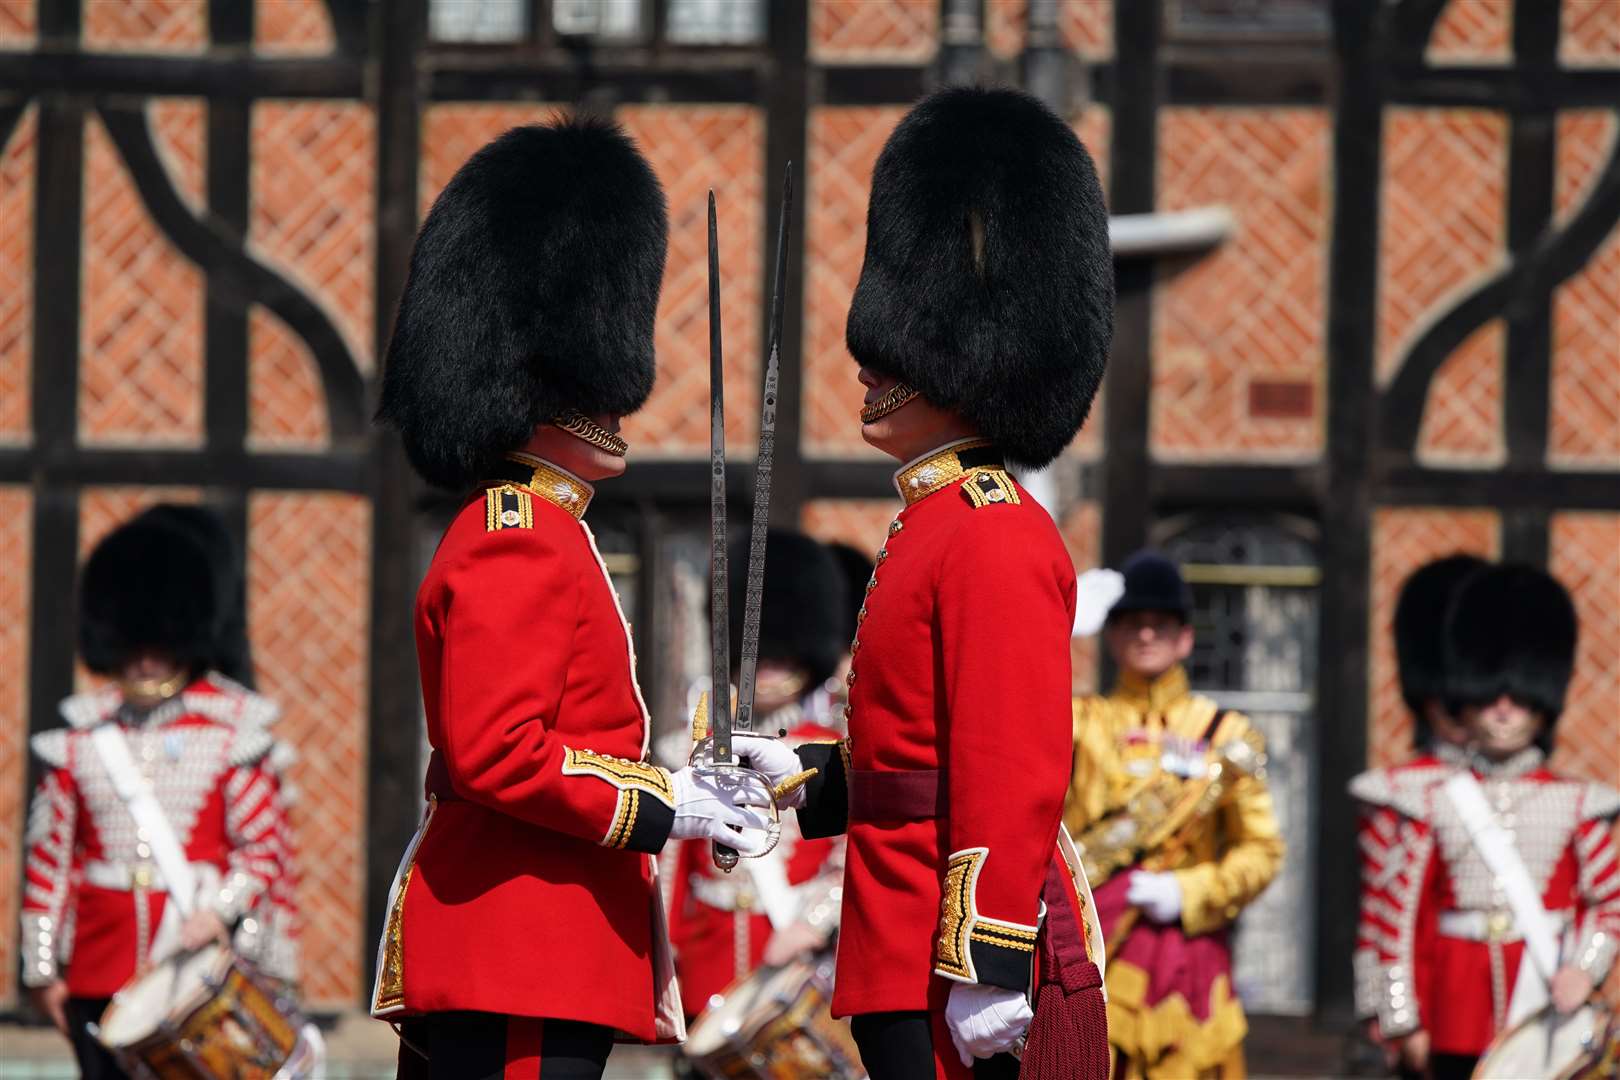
[893,438,998,506]
[501,453,595,519]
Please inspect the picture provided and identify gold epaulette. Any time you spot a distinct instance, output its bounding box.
[960,467,1021,509]
[485,484,535,531]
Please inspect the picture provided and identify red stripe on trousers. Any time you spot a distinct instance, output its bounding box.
[504,1016,543,1080]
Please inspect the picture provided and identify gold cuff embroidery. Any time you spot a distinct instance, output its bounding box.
[607,789,641,849]
[937,847,987,980]
[971,918,1038,952]
[562,746,676,806]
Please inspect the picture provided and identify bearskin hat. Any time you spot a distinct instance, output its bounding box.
[79,508,223,677]
[1108,550,1192,622]
[136,505,256,687]
[1394,554,1486,720]
[1444,563,1578,729]
[728,530,845,690]
[378,116,668,490]
[845,87,1112,468]
[825,541,876,645]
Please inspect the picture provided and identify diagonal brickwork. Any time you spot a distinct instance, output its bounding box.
[1153,108,1329,460]
[255,0,335,54]
[79,110,206,447]
[248,305,330,451]
[0,106,33,444]
[0,0,35,46]
[84,0,205,52]
[1426,0,1511,64]
[0,488,31,1007]
[811,0,936,62]
[1562,0,1620,63]
[1548,514,1620,786]
[1415,320,1505,466]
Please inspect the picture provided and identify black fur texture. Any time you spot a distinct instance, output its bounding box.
[80,510,222,677]
[729,530,846,691]
[846,87,1113,467]
[825,541,876,644]
[378,116,669,489]
[1445,563,1578,730]
[1109,550,1192,622]
[1393,554,1486,719]
[136,505,256,687]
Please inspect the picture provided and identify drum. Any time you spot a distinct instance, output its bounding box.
[1471,1001,1615,1080]
[683,956,865,1079]
[96,943,302,1079]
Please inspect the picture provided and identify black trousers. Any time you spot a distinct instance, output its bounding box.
[396,1012,615,1080]
[1428,1053,1479,1080]
[851,1011,1019,1080]
[66,997,129,1080]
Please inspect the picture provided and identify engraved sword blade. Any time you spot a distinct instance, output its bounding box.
[734,163,792,741]
[707,191,735,765]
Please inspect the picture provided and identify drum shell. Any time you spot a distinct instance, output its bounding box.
[685,958,865,1080]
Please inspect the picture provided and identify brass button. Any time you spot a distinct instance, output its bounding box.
[846,669,857,687]
[888,520,904,536]
[876,550,889,565]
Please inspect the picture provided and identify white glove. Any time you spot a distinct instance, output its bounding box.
[945,982,1033,1066]
[1073,567,1125,637]
[1125,870,1183,924]
[733,734,809,807]
[668,766,775,855]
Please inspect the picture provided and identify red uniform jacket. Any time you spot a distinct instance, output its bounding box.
[668,716,844,1017]
[793,440,1089,1033]
[21,675,294,997]
[371,455,681,1042]
[1350,750,1620,1056]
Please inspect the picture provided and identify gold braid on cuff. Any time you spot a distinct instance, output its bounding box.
[860,383,921,424]
[554,410,629,457]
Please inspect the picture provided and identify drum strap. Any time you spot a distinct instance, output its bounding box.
[90,724,198,914]
[1442,772,1560,1025]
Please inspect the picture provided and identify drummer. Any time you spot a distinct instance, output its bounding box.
[669,530,849,1020]
[20,506,299,1079]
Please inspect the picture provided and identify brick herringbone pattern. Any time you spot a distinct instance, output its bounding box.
[1060,501,1102,694]
[255,0,335,53]
[1551,112,1620,468]
[85,0,205,51]
[248,492,370,1007]
[811,0,935,62]
[0,0,33,46]
[1563,0,1620,63]
[801,498,900,559]
[419,103,558,217]
[803,107,904,458]
[0,488,31,1007]
[251,102,375,372]
[1549,514,1620,785]
[1415,319,1505,465]
[0,107,33,443]
[617,106,764,455]
[1367,509,1499,768]
[1426,0,1511,63]
[80,112,205,447]
[986,0,1113,58]
[1378,109,1507,383]
[248,305,330,450]
[1153,109,1328,459]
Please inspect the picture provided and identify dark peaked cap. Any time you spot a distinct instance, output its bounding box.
[1444,562,1578,728]
[378,117,668,490]
[1393,554,1486,717]
[846,86,1112,468]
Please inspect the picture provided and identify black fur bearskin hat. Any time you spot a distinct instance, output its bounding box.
[1445,563,1578,731]
[1394,554,1487,721]
[845,86,1112,468]
[378,116,668,489]
[79,507,223,677]
[728,530,846,691]
[137,504,256,688]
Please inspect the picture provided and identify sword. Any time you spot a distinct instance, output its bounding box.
[709,165,793,871]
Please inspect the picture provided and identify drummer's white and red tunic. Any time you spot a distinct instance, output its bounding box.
[20,674,298,998]
[1349,749,1620,1057]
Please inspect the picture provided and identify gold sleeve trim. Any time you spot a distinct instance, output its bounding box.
[562,746,676,806]
[972,918,1039,952]
[937,847,988,980]
[606,789,641,849]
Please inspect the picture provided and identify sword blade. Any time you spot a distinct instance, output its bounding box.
[707,191,735,765]
[734,163,793,741]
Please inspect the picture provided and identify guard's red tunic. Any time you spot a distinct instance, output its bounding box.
[793,439,1104,1078]
[371,454,682,1042]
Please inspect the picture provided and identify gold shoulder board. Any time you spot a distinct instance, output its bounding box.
[485,485,535,531]
[961,468,1021,509]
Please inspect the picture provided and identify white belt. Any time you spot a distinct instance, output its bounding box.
[1437,908,1571,944]
[689,873,758,913]
[84,858,211,892]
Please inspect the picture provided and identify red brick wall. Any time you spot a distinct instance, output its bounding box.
[0,105,32,442]
[0,489,31,1005]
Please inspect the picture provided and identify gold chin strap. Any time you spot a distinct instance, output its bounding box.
[120,671,188,710]
[860,382,921,424]
[554,410,629,457]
